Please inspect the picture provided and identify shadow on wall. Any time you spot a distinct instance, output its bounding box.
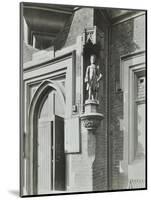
[53,14,74,51]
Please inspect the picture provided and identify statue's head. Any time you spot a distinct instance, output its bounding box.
[90,54,96,64]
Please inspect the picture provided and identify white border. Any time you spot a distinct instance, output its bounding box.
[0,0,150,200]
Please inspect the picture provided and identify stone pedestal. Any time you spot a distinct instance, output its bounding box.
[81,100,104,131]
[79,100,104,191]
[85,99,99,113]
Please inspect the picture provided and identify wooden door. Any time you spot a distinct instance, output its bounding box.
[37,91,65,194]
[38,120,52,194]
[54,115,65,191]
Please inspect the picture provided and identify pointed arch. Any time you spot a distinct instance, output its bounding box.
[27,79,65,195]
[29,79,65,116]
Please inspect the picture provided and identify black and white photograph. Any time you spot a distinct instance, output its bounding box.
[20,2,147,197]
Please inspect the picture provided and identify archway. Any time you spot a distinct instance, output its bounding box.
[28,80,66,195]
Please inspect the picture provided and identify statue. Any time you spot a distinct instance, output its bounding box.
[85,54,102,102]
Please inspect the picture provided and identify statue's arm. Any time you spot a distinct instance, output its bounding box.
[97,65,102,82]
[97,73,102,81]
[85,66,89,83]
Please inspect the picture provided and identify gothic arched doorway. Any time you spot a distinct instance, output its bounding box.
[29,81,65,195]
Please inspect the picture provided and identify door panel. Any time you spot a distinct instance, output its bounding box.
[36,90,65,194]
[38,121,52,194]
[54,115,65,191]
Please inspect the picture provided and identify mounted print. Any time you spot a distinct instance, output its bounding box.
[20,2,147,197]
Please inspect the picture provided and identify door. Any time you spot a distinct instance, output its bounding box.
[37,90,65,194]
[38,120,52,194]
[54,115,65,191]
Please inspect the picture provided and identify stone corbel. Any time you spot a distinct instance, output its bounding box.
[81,113,103,131]
[80,102,104,132]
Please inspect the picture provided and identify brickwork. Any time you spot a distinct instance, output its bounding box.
[92,9,109,191]
[109,15,146,190]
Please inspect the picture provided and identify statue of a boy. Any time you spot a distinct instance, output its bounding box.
[85,54,102,101]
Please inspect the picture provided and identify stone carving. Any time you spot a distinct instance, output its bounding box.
[86,31,95,44]
[83,27,96,45]
[81,113,103,131]
[82,117,100,130]
[83,26,104,46]
[85,54,102,102]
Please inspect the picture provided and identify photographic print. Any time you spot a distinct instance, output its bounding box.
[20,2,147,197]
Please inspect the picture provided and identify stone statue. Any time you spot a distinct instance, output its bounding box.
[85,54,102,102]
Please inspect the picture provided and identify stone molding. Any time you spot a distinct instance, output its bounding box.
[81,113,104,131]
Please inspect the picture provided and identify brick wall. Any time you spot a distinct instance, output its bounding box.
[89,10,110,191]
[109,14,146,190]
